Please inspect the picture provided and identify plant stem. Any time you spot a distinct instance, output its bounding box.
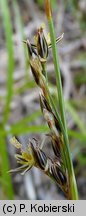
[0,0,14,199]
[45,0,78,199]
[0,134,14,199]
[1,0,15,125]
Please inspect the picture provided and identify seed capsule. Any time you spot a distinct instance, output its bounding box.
[54,115,61,132]
[37,27,48,60]
[30,143,47,170]
[51,164,60,183]
[51,163,67,185]
[25,39,38,58]
[51,135,61,157]
[57,167,67,185]
[40,94,61,132]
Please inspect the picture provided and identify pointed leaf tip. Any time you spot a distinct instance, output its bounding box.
[45,0,52,19]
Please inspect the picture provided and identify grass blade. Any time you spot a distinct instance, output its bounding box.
[0,125,49,137]
[13,0,28,81]
[66,102,86,135]
[1,0,15,124]
[0,0,14,199]
[0,136,14,199]
[45,0,78,199]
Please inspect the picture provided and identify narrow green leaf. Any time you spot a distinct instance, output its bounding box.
[0,136,14,199]
[0,0,14,199]
[0,125,49,137]
[0,0,15,124]
[12,110,42,129]
[68,130,86,142]
[13,0,28,81]
[66,102,86,135]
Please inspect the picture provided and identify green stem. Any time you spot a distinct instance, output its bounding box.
[45,0,78,199]
[1,0,15,125]
[0,134,14,199]
[48,19,67,130]
[0,0,14,199]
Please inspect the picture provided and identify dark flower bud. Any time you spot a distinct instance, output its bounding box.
[37,27,48,61]
[24,39,38,58]
[51,163,60,183]
[54,115,61,132]
[37,149,47,170]
[25,41,46,87]
[51,163,67,185]
[30,142,47,170]
[57,167,67,185]
[51,134,61,157]
[40,94,61,132]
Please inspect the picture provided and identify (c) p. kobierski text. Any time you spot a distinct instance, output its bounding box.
[31,203,75,213]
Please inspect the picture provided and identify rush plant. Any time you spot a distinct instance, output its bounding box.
[10,0,78,200]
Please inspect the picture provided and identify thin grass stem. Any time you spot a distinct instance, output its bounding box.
[0,0,14,199]
[45,0,78,199]
[0,135,14,199]
[1,0,15,124]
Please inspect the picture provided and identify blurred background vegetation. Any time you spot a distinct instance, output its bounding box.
[0,0,86,200]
